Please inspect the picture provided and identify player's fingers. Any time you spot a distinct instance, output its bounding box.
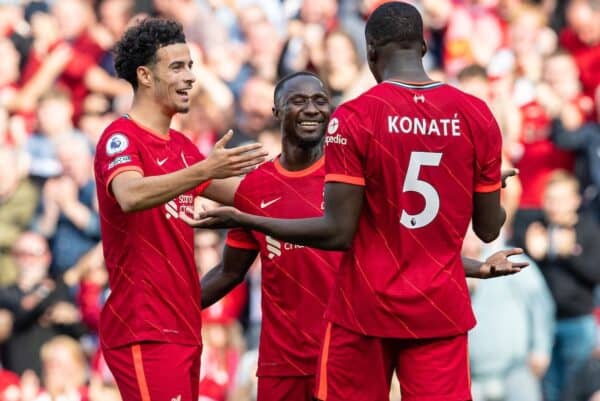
[501,168,519,187]
[179,210,198,225]
[193,197,202,219]
[213,130,233,149]
[512,261,529,268]
[502,248,524,257]
[227,142,265,156]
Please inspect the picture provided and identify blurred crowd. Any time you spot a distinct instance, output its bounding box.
[0,0,599,400]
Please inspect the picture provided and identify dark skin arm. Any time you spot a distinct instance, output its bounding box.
[470,169,516,243]
[201,243,527,307]
[472,190,506,243]
[184,182,364,250]
[201,245,258,308]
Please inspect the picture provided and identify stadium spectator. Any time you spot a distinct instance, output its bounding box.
[524,170,600,401]
[0,147,38,286]
[464,227,555,401]
[0,231,86,376]
[33,136,100,277]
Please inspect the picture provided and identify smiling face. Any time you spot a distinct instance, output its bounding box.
[140,43,195,115]
[275,75,332,148]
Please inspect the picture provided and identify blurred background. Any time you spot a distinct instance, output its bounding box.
[0,0,599,400]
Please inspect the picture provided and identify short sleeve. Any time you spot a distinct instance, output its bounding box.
[324,106,367,186]
[226,228,259,250]
[95,132,143,197]
[474,110,502,193]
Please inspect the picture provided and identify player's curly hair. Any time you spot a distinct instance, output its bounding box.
[114,18,186,90]
[365,2,423,48]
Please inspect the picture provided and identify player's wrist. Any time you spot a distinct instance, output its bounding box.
[191,159,213,183]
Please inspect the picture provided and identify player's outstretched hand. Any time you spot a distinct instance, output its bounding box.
[204,130,268,179]
[501,168,519,188]
[475,248,529,279]
[180,206,245,229]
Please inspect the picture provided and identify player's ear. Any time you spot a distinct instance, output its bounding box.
[421,40,428,57]
[272,106,280,121]
[136,66,153,88]
[367,42,377,64]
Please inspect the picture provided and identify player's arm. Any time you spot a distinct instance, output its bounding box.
[201,176,242,206]
[462,248,528,279]
[182,182,364,250]
[111,132,266,212]
[472,191,506,242]
[201,244,258,308]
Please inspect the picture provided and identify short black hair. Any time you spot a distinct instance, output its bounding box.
[114,18,186,90]
[365,2,423,48]
[273,71,323,107]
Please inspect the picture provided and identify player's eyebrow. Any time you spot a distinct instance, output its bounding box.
[168,60,188,68]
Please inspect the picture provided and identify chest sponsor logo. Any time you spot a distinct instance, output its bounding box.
[260,197,281,209]
[106,133,129,156]
[171,395,181,401]
[327,117,339,134]
[165,194,194,219]
[265,235,304,260]
[325,133,347,145]
[108,155,131,169]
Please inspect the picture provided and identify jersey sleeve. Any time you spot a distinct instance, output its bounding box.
[95,131,144,198]
[473,108,502,193]
[226,228,259,250]
[324,105,367,186]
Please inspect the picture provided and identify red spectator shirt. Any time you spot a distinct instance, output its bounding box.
[94,115,210,349]
[226,157,343,376]
[324,81,502,338]
[560,28,600,104]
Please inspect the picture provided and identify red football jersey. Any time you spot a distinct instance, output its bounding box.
[94,115,210,349]
[324,80,502,338]
[226,156,342,376]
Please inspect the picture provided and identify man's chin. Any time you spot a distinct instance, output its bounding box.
[298,136,324,148]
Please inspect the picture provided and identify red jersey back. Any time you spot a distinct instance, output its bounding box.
[94,116,210,349]
[324,81,502,338]
[226,157,342,376]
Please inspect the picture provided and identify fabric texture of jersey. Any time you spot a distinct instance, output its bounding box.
[323,81,502,338]
[226,156,342,376]
[94,116,210,349]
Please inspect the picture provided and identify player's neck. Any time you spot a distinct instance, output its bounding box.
[279,142,323,171]
[380,54,432,84]
[128,97,173,137]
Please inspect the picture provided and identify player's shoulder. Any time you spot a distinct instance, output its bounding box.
[234,158,278,207]
[445,85,493,115]
[96,116,135,160]
[239,158,277,189]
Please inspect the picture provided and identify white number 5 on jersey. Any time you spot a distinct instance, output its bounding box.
[400,151,442,229]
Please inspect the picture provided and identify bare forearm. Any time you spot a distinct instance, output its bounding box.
[200,265,245,308]
[241,214,352,250]
[114,162,212,212]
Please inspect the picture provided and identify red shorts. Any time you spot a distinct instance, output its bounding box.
[258,375,316,401]
[314,322,471,401]
[103,342,202,401]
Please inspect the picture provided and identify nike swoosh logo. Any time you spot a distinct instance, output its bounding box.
[260,197,281,209]
[157,157,168,166]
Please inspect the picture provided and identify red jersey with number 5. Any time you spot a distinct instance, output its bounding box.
[324,81,502,338]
